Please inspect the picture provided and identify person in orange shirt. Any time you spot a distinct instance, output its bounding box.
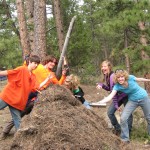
[0,55,67,140]
[28,55,67,102]
[34,55,67,89]
[24,54,67,87]
[0,55,51,131]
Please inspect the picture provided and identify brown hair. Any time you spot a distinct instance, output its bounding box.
[42,55,58,65]
[29,55,40,64]
[113,70,129,83]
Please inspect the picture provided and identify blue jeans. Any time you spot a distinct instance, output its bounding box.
[0,99,21,130]
[83,100,91,109]
[107,97,133,131]
[120,96,150,142]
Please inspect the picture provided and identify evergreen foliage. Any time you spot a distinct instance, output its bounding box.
[0,0,149,75]
[0,0,22,69]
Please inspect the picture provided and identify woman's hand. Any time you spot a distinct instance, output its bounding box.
[96,83,102,89]
[117,107,122,112]
[62,67,69,76]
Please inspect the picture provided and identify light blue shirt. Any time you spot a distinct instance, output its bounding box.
[113,75,148,101]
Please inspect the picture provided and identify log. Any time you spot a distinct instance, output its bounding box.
[56,16,77,78]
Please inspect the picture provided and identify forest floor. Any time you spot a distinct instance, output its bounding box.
[0,81,149,150]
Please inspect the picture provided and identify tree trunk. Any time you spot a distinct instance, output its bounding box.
[138,21,150,91]
[24,0,34,52]
[34,0,46,58]
[138,21,149,60]
[16,0,31,57]
[102,37,108,59]
[124,29,130,73]
[144,73,150,94]
[53,0,65,53]
[89,2,95,49]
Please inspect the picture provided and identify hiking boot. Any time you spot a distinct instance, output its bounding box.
[0,132,8,141]
[121,140,130,146]
[112,129,121,136]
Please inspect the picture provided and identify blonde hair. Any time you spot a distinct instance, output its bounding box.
[101,60,113,72]
[113,70,129,83]
[65,74,80,89]
[101,60,113,82]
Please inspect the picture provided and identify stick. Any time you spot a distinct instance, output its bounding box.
[36,89,42,94]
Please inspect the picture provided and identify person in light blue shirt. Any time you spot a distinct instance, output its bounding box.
[113,75,147,101]
[97,69,150,144]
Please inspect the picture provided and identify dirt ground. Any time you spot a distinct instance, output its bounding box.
[0,82,150,150]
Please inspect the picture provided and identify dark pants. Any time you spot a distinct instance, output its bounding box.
[107,97,133,132]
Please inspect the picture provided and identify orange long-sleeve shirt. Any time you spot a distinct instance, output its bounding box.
[0,66,38,111]
[32,64,66,90]
[47,69,66,85]
[32,64,49,85]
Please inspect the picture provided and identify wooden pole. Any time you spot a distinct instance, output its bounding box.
[56,16,77,78]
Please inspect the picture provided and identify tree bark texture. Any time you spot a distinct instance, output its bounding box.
[144,73,150,94]
[138,21,150,90]
[124,29,130,73]
[16,0,31,57]
[34,0,46,59]
[53,0,65,52]
[138,21,149,60]
[24,0,34,52]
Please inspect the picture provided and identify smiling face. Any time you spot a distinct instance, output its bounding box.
[116,75,125,84]
[47,60,57,70]
[101,61,112,75]
[42,55,58,70]
[113,70,129,85]
[101,63,110,75]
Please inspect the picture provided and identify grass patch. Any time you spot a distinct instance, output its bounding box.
[131,126,148,142]
[131,109,149,142]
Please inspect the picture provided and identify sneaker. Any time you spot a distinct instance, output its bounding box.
[0,132,8,141]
